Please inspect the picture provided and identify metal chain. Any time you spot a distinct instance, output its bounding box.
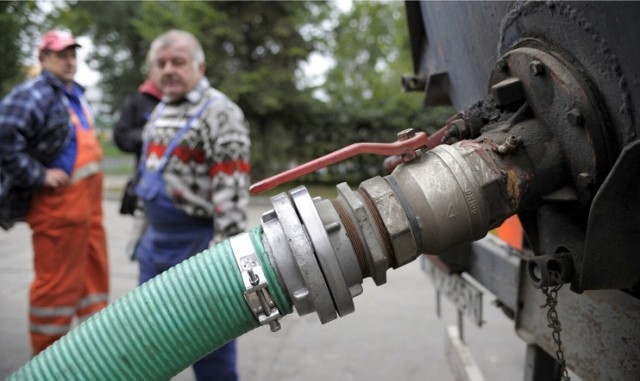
[540,270,571,381]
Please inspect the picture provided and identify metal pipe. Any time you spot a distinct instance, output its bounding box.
[258,135,534,323]
[11,126,545,378]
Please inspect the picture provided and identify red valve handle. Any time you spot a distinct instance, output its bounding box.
[250,127,447,195]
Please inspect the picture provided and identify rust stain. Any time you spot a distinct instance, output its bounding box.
[505,167,522,208]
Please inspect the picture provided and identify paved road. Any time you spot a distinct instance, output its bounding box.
[0,178,526,380]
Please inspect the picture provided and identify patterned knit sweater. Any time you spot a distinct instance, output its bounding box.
[140,78,250,241]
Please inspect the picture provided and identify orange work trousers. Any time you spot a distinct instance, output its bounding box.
[25,172,109,355]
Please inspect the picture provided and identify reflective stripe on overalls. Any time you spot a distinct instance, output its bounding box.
[26,94,109,355]
[136,97,238,381]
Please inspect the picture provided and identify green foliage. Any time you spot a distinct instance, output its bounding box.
[51,1,149,111]
[296,1,454,183]
[46,1,453,185]
[101,140,127,158]
[0,1,41,97]
[49,1,331,181]
[324,1,451,135]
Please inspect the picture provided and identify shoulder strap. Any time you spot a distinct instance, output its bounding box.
[138,102,166,173]
[140,97,219,173]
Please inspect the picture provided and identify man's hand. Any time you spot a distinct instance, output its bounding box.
[44,168,70,189]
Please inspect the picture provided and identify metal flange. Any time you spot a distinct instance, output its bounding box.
[490,42,612,205]
[314,199,363,299]
[261,212,315,316]
[268,192,337,324]
[290,187,355,317]
[335,183,389,286]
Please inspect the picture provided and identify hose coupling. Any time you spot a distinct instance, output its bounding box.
[230,233,283,332]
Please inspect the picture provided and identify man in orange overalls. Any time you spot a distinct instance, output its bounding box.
[0,30,109,355]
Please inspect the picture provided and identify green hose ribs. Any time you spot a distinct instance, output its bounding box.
[10,226,292,381]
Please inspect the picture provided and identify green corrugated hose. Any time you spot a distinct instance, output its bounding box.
[10,226,292,380]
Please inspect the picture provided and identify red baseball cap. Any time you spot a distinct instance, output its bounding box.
[38,30,81,53]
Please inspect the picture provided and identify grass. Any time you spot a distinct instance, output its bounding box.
[105,164,135,176]
[101,141,135,176]
[101,140,127,158]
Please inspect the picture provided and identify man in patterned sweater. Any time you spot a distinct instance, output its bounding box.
[135,29,250,381]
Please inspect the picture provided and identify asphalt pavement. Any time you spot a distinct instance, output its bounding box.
[0,175,526,380]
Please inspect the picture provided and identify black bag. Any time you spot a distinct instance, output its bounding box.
[119,176,139,215]
[0,169,31,230]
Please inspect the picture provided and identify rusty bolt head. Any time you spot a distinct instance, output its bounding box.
[529,60,545,76]
[567,109,584,126]
[397,128,416,141]
[444,119,467,143]
[497,135,521,154]
[450,119,468,139]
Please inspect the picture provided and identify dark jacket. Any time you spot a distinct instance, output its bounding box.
[113,80,162,165]
[0,70,74,229]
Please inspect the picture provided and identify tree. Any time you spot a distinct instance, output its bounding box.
[48,1,452,184]
[306,1,454,182]
[131,1,332,179]
[51,1,331,180]
[51,1,150,112]
[0,1,41,97]
[325,1,452,133]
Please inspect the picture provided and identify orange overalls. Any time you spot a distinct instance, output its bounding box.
[25,98,109,355]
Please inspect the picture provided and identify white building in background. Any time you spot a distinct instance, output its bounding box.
[83,85,110,116]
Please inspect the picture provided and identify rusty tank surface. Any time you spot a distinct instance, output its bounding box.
[403,1,640,380]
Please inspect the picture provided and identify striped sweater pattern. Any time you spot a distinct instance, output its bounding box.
[140,81,250,241]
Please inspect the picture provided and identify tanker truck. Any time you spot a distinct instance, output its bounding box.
[10,2,640,380]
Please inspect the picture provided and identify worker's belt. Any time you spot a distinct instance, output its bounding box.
[71,161,102,184]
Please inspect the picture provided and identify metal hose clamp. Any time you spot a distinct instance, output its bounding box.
[229,233,282,332]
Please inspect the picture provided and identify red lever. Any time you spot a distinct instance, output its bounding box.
[250,127,447,195]
[382,126,448,174]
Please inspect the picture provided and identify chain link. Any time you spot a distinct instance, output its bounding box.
[540,270,571,381]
